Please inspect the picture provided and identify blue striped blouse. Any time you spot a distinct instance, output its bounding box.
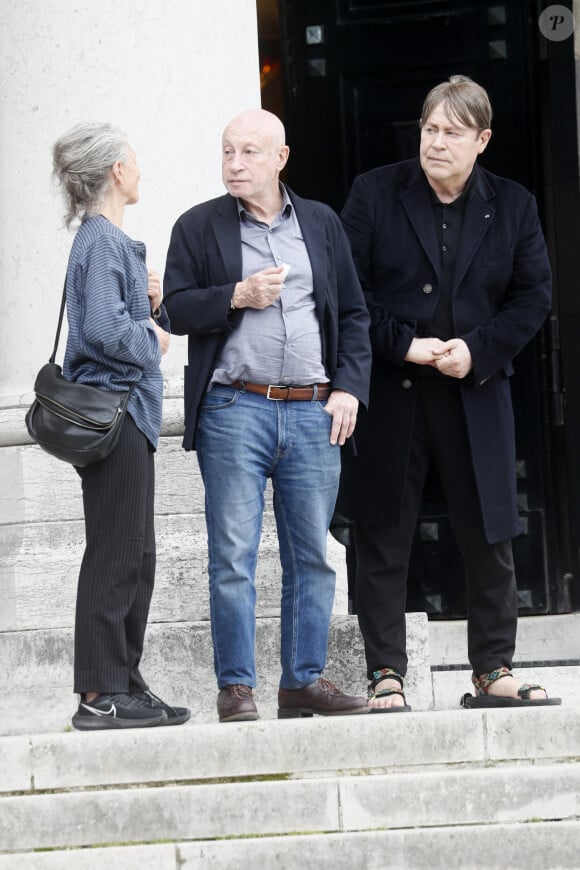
[63,215,168,448]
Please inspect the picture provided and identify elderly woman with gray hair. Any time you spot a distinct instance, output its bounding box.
[52,122,189,729]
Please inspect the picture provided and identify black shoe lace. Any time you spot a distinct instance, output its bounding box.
[138,690,178,714]
[107,692,150,709]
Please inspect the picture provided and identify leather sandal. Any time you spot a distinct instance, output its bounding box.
[368,667,412,713]
[461,666,562,708]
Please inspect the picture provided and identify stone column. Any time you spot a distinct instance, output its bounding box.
[0,0,260,443]
[0,0,260,627]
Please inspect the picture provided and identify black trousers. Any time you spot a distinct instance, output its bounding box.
[354,378,517,680]
[74,414,156,694]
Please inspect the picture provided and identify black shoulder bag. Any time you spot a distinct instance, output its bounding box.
[25,279,133,467]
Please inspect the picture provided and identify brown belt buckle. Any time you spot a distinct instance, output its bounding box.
[266,384,288,400]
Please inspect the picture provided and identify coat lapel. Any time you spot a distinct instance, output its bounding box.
[453,170,496,291]
[399,166,441,278]
[211,195,243,283]
[288,190,327,313]
[400,162,496,290]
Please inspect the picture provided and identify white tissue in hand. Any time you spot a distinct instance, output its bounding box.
[280,263,291,281]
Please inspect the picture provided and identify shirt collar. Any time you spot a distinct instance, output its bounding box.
[427,168,476,209]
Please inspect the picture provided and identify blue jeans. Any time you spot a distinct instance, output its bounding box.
[196,385,341,690]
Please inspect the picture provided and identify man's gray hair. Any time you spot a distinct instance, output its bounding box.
[420,75,493,132]
[52,122,130,229]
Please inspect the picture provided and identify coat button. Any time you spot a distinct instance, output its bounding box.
[402,379,412,390]
[422,283,433,294]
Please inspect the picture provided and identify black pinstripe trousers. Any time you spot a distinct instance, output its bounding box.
[74,414,156,694]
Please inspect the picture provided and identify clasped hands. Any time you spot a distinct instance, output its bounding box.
[405,336,472,379]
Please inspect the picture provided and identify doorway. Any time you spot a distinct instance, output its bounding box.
[257,0,580,618]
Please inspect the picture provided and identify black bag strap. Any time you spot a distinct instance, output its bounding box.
[50,278,68,364]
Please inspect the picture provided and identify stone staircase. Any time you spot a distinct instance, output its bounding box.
[1,435,579,866]
[1,706,579,868]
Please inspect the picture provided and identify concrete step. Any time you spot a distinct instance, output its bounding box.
[429,613,580,708]
[0,438,198,527]
[1,763,578,853]
[3,613,578,736]
[4,706,578,792]
[2,513,345,630]
[0,613,431,735]
[1,439,352,631]
[432,664,580,709]
[2,823,579,870]
[429,614,580,665]
[1,708,579,863]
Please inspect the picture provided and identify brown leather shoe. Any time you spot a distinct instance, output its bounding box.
[217,685,259,723]
[278,678,369,718]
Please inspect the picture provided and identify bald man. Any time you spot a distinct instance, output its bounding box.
[164,109,372,722]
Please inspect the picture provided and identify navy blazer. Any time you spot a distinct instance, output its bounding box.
[337,158,552,543]
[163,188,371,450]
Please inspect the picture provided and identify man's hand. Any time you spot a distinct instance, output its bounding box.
[147,269,162,313]
[434,338,472,379]
[232,266,285,310]
[324,389,359,446]
[404,337,448,365]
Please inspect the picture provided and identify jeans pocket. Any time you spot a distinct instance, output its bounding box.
[316,400,333,418]
[201,388,238,411]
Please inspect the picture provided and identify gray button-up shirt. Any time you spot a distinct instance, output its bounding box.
[210,186,329,389]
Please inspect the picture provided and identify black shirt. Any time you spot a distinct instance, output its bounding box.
[426,170,475,341]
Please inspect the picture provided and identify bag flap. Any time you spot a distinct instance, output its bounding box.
[34,363,129,427]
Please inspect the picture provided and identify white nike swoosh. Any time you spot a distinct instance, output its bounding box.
[80,703,116,717]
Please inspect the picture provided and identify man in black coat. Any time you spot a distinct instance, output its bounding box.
[338,75,560,710]
[164,109,372,722]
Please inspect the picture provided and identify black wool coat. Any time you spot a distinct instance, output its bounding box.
[163,188,371,451]
[336,158,552,544]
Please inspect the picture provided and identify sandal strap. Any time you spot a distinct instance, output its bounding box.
[518,683,547,700]
[369,686,407,703]
[370,667,404,691]
[472,666,512,694]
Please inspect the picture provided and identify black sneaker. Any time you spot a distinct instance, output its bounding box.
[72,692,167,731]
[133,689,191,726]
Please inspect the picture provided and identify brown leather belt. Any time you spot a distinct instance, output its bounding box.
[231,380,331,401]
